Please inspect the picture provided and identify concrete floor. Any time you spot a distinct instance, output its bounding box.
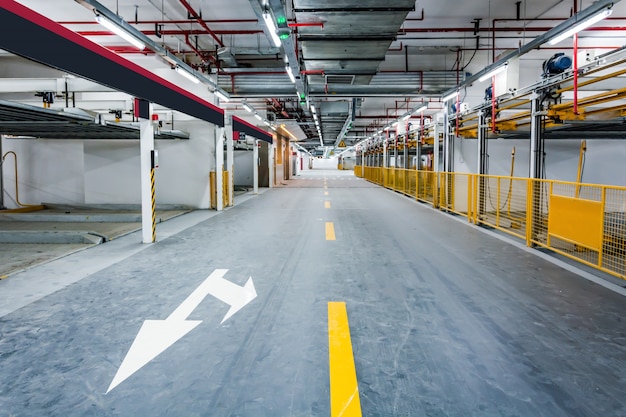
[0,169,624,416]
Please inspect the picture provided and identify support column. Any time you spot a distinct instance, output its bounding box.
[529,93,543,180]
[383,138,388,168]
[225,118,234,207]
[136,99,155,243]
[0,135,4,209]
[215,127,224,211]
[529,92,544,244]
[253,139,259,195]
[268,142,275,188]
[477,110,488,217]
[443,108,454,173]
[433,118,442,173]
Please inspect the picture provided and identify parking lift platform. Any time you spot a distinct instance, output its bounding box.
[0,171,625,417]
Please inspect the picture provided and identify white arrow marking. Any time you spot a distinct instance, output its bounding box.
[107,269,257,393]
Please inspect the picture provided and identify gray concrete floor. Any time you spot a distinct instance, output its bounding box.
[0,170,624,417]
[0,206,190,276]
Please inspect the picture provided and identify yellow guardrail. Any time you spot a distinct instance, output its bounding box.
[354,165,626,280]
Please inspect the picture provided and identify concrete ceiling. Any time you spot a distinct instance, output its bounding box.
[4,0,626,149]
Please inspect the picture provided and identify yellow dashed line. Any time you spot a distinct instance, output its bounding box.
[324,191,329,196]
[325,222,336,240]
[328,302,362,417]
[325,201,331,209]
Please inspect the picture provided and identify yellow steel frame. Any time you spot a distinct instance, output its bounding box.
[354,165,626,280]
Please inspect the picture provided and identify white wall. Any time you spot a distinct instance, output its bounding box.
[2,120,216,209]
[2,139,85,207]
[233,150,254,186]
[453,137,626,187]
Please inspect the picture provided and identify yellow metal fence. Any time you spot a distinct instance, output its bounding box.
[355,165,626,280]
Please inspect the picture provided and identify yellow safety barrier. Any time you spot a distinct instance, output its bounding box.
[209,170,231,209]
[474,174,529,241]
[359,166,626,280]
[354,165,363,178]
[439,172,474,221]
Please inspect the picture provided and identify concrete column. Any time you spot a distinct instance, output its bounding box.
[139,103,155,243]
[225,119,234,207]
[0,135,4,209]
[253,139,259,194]
[268,143,275,188]
[216,127,224,211]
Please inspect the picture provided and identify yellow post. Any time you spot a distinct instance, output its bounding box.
[525,178,532,246]
[575,140,587,198]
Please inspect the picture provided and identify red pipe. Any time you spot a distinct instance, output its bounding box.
[178,0,225,47]
[184,34,218,66]
[573,0,579,115]
[288,22,324,28]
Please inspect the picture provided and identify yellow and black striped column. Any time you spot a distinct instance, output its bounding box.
[150,166,156,242]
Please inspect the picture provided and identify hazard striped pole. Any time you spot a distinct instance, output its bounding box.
[150,166,156,242]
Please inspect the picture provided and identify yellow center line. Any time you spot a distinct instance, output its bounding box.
[0,275,8,280]
[328,302,362,417]
[325,222,336,240]
[325,201,331,209]
[324,191,329,196]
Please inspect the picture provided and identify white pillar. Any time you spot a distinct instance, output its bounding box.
[139,103,155,243]
[226,120,234,207]
[268,143,275,188]
[253,139,259,194]
[216,127,224,211]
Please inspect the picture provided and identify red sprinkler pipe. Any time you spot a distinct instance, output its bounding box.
[178,0,225,47]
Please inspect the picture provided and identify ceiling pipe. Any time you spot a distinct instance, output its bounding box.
[441,0,620,98]
[177,0,225,47]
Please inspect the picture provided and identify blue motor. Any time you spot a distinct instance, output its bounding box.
[542,53,572,78]
[485,85,493,101]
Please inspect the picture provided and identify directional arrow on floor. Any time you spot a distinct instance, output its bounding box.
[107,269,257,393]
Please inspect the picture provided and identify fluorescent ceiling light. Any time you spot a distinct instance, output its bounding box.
[310,104,316,114]
[549,8,613,45]
[478,63,508,83]
[214,90,229,102]
[442,91,459,102]
[175,66,200,84]
[262,12,282,47]
[401,113,411,121]
[254,113,263,121]
[286,66,296,83]
[95,15,145,50]
[413,103,428,113]
[242,101,254,112]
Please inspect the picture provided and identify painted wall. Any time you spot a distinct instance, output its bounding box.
[452,137,626,187]
[1,120,216,209]
[233,150,254,187]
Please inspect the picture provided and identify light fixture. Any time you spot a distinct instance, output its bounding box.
[175,66,200,84]
[442,91,459,102]
[262,12,282,47]
[548,8,612,45]
[310,104,316,114]
[413,103,428,113]
[478,62,508,83]
[254,113,263,121]
[401,113,411,121]
[95,14,145,50]
[286,66,296,83]
[214,90,230,102]
[242,101,254,113]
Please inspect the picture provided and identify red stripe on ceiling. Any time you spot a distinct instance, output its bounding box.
[0,1,223,117]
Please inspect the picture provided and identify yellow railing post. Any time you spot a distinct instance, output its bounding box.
[525,178,533,246]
